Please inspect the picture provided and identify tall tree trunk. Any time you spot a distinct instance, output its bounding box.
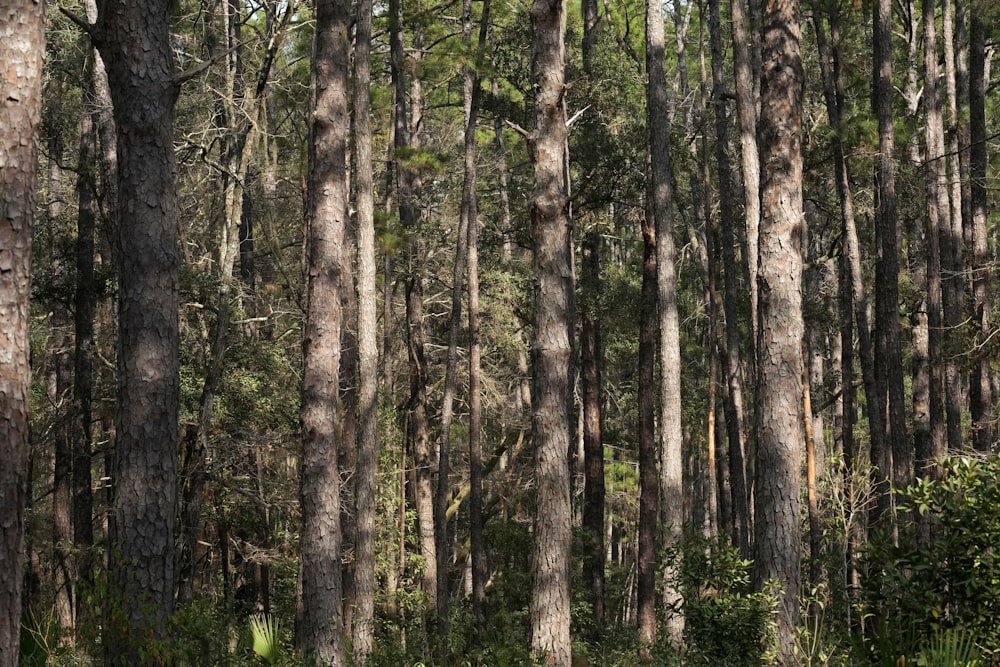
[434,0,474,643]
[0,3,42,663]
[352,0,378,655]
[465,0,491,641]
[54,328,74,636]
[580,228,605,631]
[709,0,750,558]
[872,0,908,525]
[73,50,99,630]
[91,0,181,659]
[754,0,804,660]
[923,0,948,476]
[940,0,965,452]
[528,0,573,661]
[390,0,437,619]
[968,15,991,452]
[648,0,684,645]
[637,196,659,653]
[813,4,882,503]
[580,0,605,632]
[730,0,759,357]
[296,0,349,660]
[803,340,821,592]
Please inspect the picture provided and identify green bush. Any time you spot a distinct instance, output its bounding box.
[864,455,1000,659]
[676,535,776,667]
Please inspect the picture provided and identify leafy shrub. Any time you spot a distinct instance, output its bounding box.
[676,535,776,667]
[864,455,1000,659]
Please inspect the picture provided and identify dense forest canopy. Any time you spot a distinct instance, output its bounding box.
[3,0,1000,663]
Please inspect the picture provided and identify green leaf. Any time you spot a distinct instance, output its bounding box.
[249,614,280,666]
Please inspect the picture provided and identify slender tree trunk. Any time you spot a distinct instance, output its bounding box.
[812,13,879,591]
[940,0,965,452]
[754,0,804,660]
[434,0,475,641]
[352,0,378,655]
[648,0,685,645]
[466,0,491,640]
[296,0,350,660]
[731,0,759,356]
[969,15,991,451]
[73,52,99,629]
[579,0,605,632]
[580,227,606,631]
[709,0,750,558]
[0,4,42,663]
[872,0,908,525]
[803,341,821,592]
[528,0,573,661]
[636,187,659,654]
[54,321,74,635]
[924,0,948,476]
[389,0,437,619]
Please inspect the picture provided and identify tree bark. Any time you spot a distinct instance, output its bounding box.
[580,0,605,632]
[465,0,491,641]
[923,0,949,477]
[352,0,378,655]
[648,0,684,645]
[528,0,573,661]
[91,0,181,659]
[434,0,474,642]
[754,0,804,660]
[730,0,759,356]
[813,15,876,601]
[941,0,965,453]
[73,47,99,630]
[296,0,350,661]
[872,0,908,525]
[637,196,659,653]
[0,3,42,663]
[709,0,750,559]
[389,0,437,618]
[968,14,991,452]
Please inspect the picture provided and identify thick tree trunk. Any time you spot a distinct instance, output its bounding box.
[92,0,181,660]
[352,0,378,655]
[528,0,573,661]
[296,0,349,661]
[969,15,991,452]
[647,0,684,645]
[754,0,804,660]
[0,4,42,664]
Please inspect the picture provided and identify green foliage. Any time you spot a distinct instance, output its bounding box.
[915,628,982,666]
[19,608,82,667]
[677,535,777,667]
[864,455,1000,658]
[249,614,281,665]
